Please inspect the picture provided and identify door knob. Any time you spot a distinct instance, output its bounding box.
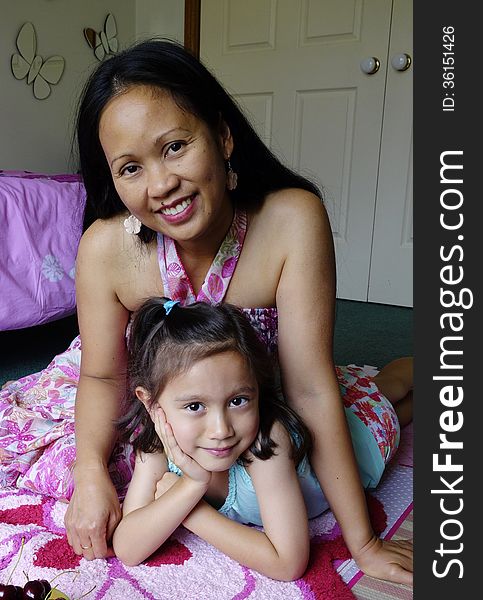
[391,53,412,71]
[360,57,380,75]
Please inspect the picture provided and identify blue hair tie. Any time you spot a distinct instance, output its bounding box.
[164,299,180,315]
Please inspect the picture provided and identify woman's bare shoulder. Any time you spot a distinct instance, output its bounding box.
[78,216,125,258]
[265,187,324,208]
[76,216,145,293]
[255,188,328,231]
[248,189,330,257]
[77,215,152,269]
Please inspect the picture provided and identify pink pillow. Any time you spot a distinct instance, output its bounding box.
[0,171,86,330]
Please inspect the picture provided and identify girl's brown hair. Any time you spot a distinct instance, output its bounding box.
[118,297,312,465]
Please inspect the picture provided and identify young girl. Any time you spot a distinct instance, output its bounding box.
[113,297,412,580]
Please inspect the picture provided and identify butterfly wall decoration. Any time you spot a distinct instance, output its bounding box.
[11,22,65,100]
[84,13,118,61]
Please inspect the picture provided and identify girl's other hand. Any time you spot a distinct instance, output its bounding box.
[152,406,211,486]
[65,465,121,560]
[353,536,413,586]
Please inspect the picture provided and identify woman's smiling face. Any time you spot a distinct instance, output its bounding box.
[99,85,234,244]
[152,351,260,472]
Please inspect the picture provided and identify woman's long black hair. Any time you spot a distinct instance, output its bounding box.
[76,38,321,242]
[119,297,312,465]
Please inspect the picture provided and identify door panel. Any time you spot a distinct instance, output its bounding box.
[368,0,413,306]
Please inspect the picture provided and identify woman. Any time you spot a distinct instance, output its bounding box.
[1,39,412,584]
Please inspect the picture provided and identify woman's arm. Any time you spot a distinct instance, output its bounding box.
[65,221,130,559]
[113,451,208,566]
[183,423,310,581]
[273,190,412,584]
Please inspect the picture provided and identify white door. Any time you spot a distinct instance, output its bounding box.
[200,0,410,304]
[367,0,413,306]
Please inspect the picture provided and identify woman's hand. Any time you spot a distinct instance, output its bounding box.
[152,406,211,486]
[353,535,413,586]
[65,465,121,560]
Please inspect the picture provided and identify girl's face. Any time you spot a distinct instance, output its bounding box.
[99,85,234,245]
[152,351,260,472]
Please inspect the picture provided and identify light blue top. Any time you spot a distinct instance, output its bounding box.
[167,405,385,527]
[168,454,327,526]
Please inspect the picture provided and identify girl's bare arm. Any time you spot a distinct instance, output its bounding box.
[113,451,207,566]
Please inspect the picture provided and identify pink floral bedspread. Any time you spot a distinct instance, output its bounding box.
[0,171,85,331]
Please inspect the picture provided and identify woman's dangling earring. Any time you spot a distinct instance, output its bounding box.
[123,214,142,235]
[226,158,238,191]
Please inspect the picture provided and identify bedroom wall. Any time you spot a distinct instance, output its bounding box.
[1,0,184,174]
[136,0,184,43]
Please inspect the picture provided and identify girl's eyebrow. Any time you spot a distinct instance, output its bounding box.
[172,385,257,404]
[172,394,203,404]
[229,385,257,396]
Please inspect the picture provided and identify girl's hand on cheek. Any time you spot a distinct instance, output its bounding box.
[153,406,212,486]
[152,404,170,456]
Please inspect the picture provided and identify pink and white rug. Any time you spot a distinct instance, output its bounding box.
[0,425,412,600]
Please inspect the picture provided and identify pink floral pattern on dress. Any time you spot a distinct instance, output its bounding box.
[158,209,248,305]
[0,334,134,500]
[336,365,400,464]
[221,256,236,278]
[206,273,223,302]
[242,307,278,355]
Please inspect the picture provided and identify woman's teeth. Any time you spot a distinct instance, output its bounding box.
[161,197,192,216]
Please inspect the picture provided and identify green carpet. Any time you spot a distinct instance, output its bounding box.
[333,300,413,367]
[0,314,79,386]
[0,300,412,386]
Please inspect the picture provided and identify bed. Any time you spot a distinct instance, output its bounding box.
[0,170,86,332]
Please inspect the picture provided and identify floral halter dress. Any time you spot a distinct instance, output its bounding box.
[0,209,399,501]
